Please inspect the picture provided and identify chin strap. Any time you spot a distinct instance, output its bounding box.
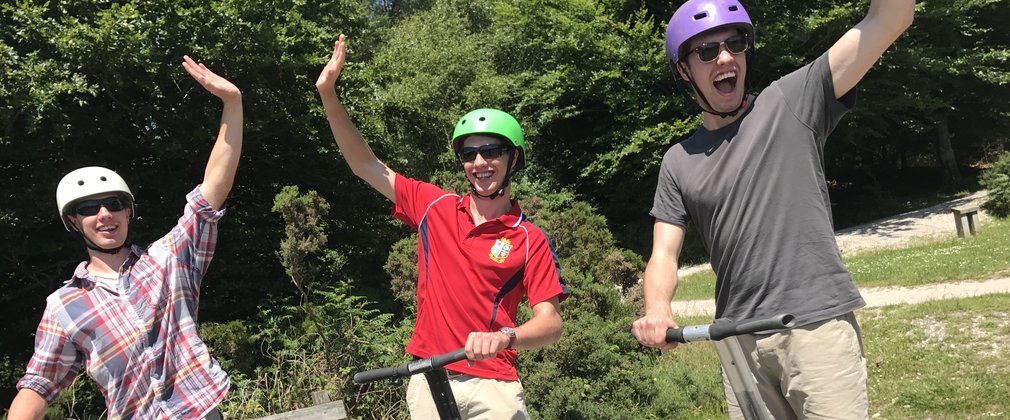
[467,148,518,200]
[674,58,752,119]
[691,78,749,118]
[69,221,134,255]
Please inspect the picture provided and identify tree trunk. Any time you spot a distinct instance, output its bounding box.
[933,115,961,185]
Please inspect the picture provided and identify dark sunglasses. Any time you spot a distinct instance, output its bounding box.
[688,33,748,63]
[458,144,510,163]
[74,197,128,216]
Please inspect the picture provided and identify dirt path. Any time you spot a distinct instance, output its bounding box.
[671,190,1010,317]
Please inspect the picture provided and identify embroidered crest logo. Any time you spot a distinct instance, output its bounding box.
[489,237,513,264]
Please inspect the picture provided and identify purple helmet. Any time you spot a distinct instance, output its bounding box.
[666,0,754,64]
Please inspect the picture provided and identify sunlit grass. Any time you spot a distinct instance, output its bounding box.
[861,294,1010,419]
[846,218,1010,287]
[652,296,1010,419]
[673,218,1010,301]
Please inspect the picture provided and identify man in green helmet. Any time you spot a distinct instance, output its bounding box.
[315,35,569,419]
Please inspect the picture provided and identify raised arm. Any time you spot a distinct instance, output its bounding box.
[632,220,687,351]
[183,55,243,210]
[828,0,915,99]
[315,35,396,201]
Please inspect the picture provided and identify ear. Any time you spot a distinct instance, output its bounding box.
[66,215,81,232]
[676,61,692,82]
[511,149,522,171]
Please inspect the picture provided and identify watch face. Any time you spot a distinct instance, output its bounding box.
[500,327,515,337]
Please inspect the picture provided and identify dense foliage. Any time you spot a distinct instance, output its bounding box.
[979,152,1010,218]
[3,0,1009,418]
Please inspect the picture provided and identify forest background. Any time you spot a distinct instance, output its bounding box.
[2,0,1009,418]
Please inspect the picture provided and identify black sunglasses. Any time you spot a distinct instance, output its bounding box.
[688,33,748,63]
[458,144,510,163]
[74,197,128,216]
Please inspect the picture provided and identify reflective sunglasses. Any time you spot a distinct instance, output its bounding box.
[74,197,128,216]
[457,144,510,163]
[687,33,748,63]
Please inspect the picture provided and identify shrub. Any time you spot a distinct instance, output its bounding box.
[979,152,1010,218]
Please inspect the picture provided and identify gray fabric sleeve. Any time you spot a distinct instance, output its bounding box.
[650,147,690,228]
[777,51,857,145]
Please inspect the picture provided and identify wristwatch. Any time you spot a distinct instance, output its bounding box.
[499,327,517,349]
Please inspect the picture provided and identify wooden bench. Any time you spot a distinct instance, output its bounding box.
[952,204,980,238]
[252,390,348,420]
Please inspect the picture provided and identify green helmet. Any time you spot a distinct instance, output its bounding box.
[451,108,525,169]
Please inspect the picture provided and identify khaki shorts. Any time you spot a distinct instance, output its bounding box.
[722,312,869,420]
[406,370,529,419]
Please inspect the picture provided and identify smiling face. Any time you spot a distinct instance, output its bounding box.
[458,134,516,197]
[66,194,132,249]
[677,27,748,114]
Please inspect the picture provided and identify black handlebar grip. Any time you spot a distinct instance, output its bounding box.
[354,348,468,385]
[709,313,795,341]
[665,328,686,343]
[430,348,467,367]
[353,365,400,385]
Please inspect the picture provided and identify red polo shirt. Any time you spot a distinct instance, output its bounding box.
[393,174,569,380]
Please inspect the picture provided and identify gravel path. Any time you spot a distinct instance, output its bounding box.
[671,190,1010,317]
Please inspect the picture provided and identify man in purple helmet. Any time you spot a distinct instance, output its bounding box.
[633,0,914,418]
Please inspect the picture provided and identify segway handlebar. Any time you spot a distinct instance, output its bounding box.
[353,348,468,385]
[666,313,796,344]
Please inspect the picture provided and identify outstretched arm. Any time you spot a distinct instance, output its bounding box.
[828,0,915,99]
[183,56,243,210]
[316,35,396,201]
[632,220,687,352]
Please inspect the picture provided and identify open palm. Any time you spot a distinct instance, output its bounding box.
[316,34,347,90]
[182,55,241,102]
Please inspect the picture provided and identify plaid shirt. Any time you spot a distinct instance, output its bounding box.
[18,187,229,419]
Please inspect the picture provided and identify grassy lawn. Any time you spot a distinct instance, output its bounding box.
[673,218,1010,301]
[639,209,1010,418]
[651,295,1010,419]
[861,294,1010,419]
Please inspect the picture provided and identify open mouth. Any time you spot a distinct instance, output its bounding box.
[714,71,737,94]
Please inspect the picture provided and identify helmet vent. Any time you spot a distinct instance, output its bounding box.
[479,117,486,121]
[77,180,85,186]
[729,5,738,11]
[693,12,708,20]
[100,176,107,181]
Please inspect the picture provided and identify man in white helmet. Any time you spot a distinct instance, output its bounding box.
[8,56,243,420]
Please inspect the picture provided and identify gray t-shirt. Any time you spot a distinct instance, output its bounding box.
[651,52,865,327]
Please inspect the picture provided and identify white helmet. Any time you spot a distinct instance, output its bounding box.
[56,166,136,231]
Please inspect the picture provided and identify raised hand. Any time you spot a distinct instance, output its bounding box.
[182,55,241,103]
[316,34,347,91]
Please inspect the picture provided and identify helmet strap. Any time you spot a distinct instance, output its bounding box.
[675,61,749,119]
[69,219,134,255]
